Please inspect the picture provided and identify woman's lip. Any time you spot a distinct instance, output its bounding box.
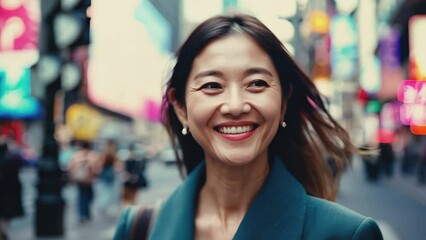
[214,121,258,141]
[218,128,256,141]
[215,121,257,127]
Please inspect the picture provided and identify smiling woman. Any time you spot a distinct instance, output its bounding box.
[171,33,283,168]
[114,14,383,240]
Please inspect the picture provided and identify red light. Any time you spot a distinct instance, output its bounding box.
[410,125,426,135]
[377,129,396,143]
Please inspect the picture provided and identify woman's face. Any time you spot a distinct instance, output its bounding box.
[174,34,285,166]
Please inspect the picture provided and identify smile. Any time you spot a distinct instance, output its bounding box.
[216,125,256,134]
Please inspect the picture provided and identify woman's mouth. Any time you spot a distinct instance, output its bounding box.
[215,125,256,134]
[214,124,258,141]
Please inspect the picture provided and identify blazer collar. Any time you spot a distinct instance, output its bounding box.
[234,157,307,239]
[150,157,307,239]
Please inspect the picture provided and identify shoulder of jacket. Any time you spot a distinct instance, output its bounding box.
[302,196,372,239]
[306,195,365,222]
[113,206,139,240]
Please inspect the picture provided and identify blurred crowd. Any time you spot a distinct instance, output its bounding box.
[63,138,149,222]
[361,126,426,184]
[1,124,426,239]
[0,134,150,239]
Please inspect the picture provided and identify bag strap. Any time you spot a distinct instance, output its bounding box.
[130,199,163,240]
[130,207,153,240]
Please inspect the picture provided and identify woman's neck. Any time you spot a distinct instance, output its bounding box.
[195,157,270,238]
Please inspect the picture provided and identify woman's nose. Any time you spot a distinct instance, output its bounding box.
[219,89,251,116]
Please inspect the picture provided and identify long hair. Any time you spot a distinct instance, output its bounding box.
[161,14,357,200]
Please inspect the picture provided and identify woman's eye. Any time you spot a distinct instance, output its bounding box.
[249,80,268,88]
[199,82,223,94]
[200,82,222,89]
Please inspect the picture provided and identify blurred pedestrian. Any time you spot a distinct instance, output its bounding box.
[115,14,383,239]
[398,127,419,176]
[59,139,77,171]
[361,144,381,181]
[68,140,99,223]
[121,143,148,206]
[378,142,395,177]
[0,136,24,239]
[96,139,123,217]
[418,136,426,184]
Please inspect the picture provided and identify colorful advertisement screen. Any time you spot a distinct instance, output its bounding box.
[87,0,171,121]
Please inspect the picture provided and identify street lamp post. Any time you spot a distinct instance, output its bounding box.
[34,0,91,236]
[35,78,65,236]
[34,1,65,236]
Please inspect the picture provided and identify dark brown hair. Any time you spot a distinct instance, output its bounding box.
[161,14,357,200]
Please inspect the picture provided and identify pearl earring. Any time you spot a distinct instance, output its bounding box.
[281,122,287,128]
[182,126,188,135]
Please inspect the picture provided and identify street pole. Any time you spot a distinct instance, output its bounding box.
[35,78,65,237]
[34,1,65,236]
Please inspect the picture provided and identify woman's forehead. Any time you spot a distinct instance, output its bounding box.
[191,34,275,72]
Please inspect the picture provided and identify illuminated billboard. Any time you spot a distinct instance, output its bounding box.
[397,80,426,135]
[87,0,171,120]
[0,68,41,119]
[0,0,41,119]
[409,15,426,80]
[0,0,40,66]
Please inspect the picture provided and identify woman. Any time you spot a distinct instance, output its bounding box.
[121,143,148,206]
[96,138,123,217]
[68,140,99,223]
[115,14,383,239]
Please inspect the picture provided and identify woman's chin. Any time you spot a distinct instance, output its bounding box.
[219,154,258,167]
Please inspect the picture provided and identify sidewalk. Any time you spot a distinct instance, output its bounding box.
[382,164,426,207]
[10,212,118,240]
[354,156,426,206]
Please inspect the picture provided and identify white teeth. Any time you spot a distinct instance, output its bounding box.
[218,125,253,134]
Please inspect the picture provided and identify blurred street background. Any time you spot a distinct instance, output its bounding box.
[1,0,426,239]
[8,157,426,240]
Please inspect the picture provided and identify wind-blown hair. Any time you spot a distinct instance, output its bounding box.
[161,14,357,200]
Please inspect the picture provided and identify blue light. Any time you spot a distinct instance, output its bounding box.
[135,0,171,54]
[0,67,41,119]
[330,14,359,81]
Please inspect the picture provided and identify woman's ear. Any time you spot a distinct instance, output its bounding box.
[168,88,188,126]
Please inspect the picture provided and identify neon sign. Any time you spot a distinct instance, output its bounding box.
[0,67,41,119]
[397,80,426,134]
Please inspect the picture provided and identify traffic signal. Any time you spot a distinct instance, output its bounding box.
[39,0,90,52]
[36,0,90,87]
[53,0,91,50]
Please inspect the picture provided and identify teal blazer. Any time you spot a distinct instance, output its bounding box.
[117,157,383,239]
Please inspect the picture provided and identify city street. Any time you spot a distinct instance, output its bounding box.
[8,160,181,240]
[2,1,425,240]
[9,157,426,240]
[337,157,426,240]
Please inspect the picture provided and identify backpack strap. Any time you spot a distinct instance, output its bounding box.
[130,199,163,240]
[130,207,152,240]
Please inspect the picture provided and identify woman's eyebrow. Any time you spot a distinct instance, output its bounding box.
[244,67,273,77]
[193,67,272,81]
[193,70,224,80]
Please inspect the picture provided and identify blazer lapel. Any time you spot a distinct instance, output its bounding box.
[234,157,307,239]
[150,158,307,240]
[149,162,206,240]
